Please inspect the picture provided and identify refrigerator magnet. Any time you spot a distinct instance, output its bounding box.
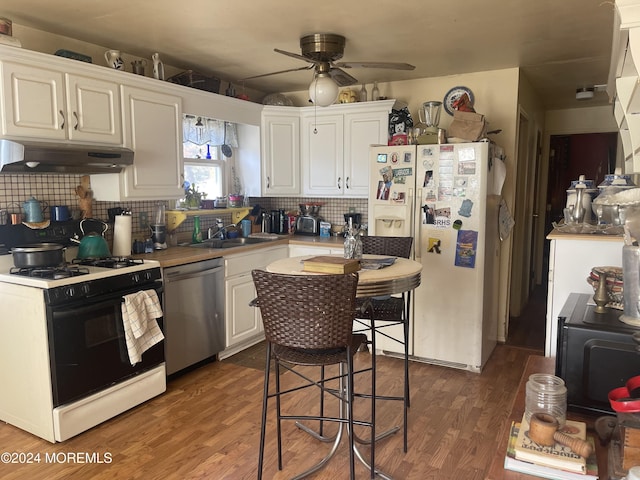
[458,199,473,217]
[454,230,478,269]
[453,219,463,230]
[427,237,442,254]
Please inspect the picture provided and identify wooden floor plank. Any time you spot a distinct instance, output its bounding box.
[0,344,538,479]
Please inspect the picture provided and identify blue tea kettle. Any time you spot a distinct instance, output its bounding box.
[22,196,48,223]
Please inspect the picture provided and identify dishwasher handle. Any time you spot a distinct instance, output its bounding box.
[164,266,224,283]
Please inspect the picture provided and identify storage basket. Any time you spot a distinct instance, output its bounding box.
[168,70,220,93]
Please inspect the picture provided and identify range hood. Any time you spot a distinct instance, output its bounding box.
[0,139,134,174]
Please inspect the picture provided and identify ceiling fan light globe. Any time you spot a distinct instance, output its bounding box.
[309,73,338,107]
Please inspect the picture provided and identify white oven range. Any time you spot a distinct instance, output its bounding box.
[0,249,166,443]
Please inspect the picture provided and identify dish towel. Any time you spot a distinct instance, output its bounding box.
[121,289,165,365]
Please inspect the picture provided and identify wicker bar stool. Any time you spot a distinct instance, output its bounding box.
[252,269,376,480]
[355,235,413,452]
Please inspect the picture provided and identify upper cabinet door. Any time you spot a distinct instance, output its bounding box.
[119,85,184,199]
[301,113,344,196]
[0,61,66,139]
[261,110,300,195]
[343,111,388,197]
[66,74,122,144]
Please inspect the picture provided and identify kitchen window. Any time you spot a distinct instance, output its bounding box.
[183,116,238,199]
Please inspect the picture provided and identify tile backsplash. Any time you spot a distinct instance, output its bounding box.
[0,174,369,244]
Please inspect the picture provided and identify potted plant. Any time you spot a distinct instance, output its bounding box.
[228,167,244,207]
[184,182,206,208]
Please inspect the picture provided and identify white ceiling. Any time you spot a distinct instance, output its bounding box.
[1,0,615,110]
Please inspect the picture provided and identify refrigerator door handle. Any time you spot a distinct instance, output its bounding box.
[415,188,422,259]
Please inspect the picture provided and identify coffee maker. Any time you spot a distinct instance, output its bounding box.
[151,202,167,250]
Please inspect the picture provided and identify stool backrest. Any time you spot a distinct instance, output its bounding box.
[251,270,359,350]
[362,236,413,258]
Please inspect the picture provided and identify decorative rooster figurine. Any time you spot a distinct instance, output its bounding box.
[75,175,93,219]
[452,93,475,112]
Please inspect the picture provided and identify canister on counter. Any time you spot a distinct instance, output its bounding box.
[240,219,252,237]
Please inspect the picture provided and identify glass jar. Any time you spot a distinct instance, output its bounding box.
[525,373,567,427]
[372,81,380,101]
[359,83,368,102]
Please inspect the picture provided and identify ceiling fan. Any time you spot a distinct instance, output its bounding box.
[241,33,415,106]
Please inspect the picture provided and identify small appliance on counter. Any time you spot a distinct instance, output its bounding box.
[151,202,167,250]
[295,203,324,236]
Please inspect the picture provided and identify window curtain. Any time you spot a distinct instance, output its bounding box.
[183,115,238,148]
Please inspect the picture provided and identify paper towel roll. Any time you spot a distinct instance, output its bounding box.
[113,215,132,257]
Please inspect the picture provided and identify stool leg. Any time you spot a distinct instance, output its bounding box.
[275,358,283,470]
[258,343,272,480]
[345,359,356,480]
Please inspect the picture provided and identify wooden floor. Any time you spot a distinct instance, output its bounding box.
[0,341,541,480]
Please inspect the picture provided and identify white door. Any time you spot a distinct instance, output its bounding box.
[66,74,122,144]
[261,111,300,195]
[344,111,388,197]
[119,85,183,199]
[0,61,65,139]
[302,114,344,196]
[225,273,262,348]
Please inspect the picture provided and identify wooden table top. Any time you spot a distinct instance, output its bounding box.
[266,254,422,297]
[486,355,608,479]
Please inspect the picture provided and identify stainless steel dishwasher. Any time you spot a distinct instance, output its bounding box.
[163,258,225,375]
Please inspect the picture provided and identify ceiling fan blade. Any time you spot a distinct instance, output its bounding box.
[329,68,358,87]
[334,61,416,70]
[274,48,316,64]
[239,64,314,82]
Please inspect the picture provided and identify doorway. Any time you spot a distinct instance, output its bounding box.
[507,132,618,350]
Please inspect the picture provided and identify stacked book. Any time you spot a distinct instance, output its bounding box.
[504,414,598,480]
[302,256,361,274]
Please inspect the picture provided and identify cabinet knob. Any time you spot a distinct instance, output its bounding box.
[266,176,270,189]
[337,177,342,189]
[73,111,79,130]
[345,177,350,189]
[59,110,65,130]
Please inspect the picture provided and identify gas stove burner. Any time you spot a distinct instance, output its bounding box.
[10,265,90,279]
[72,257,145,269]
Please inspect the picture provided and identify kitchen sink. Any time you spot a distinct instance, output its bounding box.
[181,237,277,249]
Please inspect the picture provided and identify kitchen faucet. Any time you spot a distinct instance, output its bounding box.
[208,219,236,240]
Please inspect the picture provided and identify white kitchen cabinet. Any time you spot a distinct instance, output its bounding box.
[0,61,122,144]
[545,231,624,357]
[301,113,344,196]
[220,245,288,359]
[608,1,640,172]
[300,101,393,197]
[261,108,300,196]
[91,86,183,200]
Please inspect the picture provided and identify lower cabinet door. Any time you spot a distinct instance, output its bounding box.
[225,273,262,348]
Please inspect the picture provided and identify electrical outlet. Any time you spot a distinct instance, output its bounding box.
[139,212,149,229]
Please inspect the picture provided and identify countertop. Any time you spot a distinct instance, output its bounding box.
[546,227,624,241]
[132,235,346,268]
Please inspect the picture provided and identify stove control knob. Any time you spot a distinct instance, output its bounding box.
[131,273,140,284]
[65,286,76,298]
[81,283,91,295]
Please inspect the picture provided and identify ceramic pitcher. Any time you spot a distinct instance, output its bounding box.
[152,53,164,80]
[104,50,124,70]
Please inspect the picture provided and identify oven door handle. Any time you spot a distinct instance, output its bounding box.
[51,286,163,316]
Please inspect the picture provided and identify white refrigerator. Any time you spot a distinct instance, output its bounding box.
[368,141,505,372]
